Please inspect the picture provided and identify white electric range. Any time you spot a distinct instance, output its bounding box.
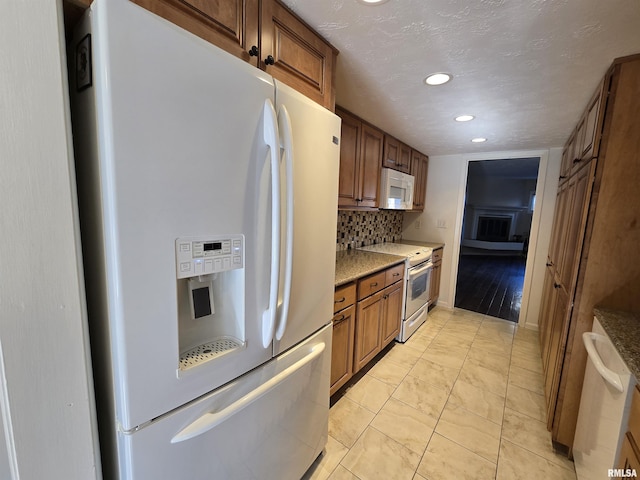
[359,242,433,342]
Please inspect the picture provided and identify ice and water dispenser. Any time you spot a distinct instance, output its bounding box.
[175,235,245,373]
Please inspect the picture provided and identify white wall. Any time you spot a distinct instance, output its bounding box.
[403,148,561,328]
[0,1,100,478]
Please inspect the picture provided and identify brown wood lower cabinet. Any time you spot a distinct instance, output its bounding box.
[354,289,385,372]
[353,265,404,374]
[330,264,404,394]
[617,386,640,471]
[330,304,355,395]
[428,246,443,307]
[330,283,356,395]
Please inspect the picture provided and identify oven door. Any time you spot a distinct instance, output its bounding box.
[405,261,432,319]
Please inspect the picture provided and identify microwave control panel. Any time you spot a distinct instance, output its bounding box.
[175,235,243,279]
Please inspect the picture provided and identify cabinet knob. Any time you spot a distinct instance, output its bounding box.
[559,175,567,180]
[335,297,346,304]
[370,282,378,288]
[546,262,553,267]
[248,45,258,57]
[554,283,561,289]
[573,158,581,164]
[264,55,275,66]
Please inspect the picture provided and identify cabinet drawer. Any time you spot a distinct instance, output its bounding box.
[334,283,356,314]
[385,263,404,286]
[617,432,640,472]
[432,247,443,264]
[628,386,640,440]
[357,270,386,300]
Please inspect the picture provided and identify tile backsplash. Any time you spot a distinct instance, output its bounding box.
[337,210,404,250]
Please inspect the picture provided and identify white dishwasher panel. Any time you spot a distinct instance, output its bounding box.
[573,317,636,480]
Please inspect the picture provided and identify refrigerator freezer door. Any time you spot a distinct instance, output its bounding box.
[120,325,331,480]
[273,80,341,355]
[76,0,277,430]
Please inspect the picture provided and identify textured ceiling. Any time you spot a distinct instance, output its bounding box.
[280,0,640,156]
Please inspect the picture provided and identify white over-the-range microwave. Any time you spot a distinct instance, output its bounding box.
[379,167,415,210]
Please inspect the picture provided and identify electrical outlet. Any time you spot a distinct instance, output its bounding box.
[437,219,447,229]
[415,219,421,229]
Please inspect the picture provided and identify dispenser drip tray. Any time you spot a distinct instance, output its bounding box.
[179,337,244,371]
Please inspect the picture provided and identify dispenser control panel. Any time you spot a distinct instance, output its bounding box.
[175,235,243,279]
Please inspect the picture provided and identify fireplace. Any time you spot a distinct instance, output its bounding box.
[477,216,512,242]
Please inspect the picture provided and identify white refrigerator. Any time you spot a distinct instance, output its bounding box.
[68,0,340,478]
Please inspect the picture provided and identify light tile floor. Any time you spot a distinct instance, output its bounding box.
[304,307,577,480]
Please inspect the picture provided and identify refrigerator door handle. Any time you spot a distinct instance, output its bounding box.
[582,332,624,392]
[170,342,326,444]
[261,99,281,348]
[275,105,294,341]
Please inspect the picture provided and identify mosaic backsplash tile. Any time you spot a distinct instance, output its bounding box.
[337,210,404,250]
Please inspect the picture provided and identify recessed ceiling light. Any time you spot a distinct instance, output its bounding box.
[471,137,487,143]
[455,115,475,122]
[357,0,389,4]
[424,73,452,86]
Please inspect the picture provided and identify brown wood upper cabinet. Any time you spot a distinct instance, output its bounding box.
[336,107,383,208]
[411,150,429,211]
[559,79,605,181]
[383,135,411,174]
[130,0,260,65]
[131,0,337,110]
[261,0,337,110]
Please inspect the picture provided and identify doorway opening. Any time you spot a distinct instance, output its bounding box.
[454,158,540,322]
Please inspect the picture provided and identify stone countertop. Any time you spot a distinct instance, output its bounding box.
[594,307,640,380]
[398,239,445,250]
[335,249,405,287]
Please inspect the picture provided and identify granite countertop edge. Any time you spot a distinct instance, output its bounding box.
[594,306,640,380]
[335,250,406,287]
[398,239,445,250]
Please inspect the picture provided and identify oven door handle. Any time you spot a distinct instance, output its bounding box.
[409,261,432,279]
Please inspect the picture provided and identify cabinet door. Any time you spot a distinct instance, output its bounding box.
[538,265,556,374]
[398,142,412,174]
[261,0,337,110]
[131,0,260,66]
[617,433,640,473]
[544,282,570,431]
[411,150,429,211]
[429,261,442,306]
[382,135,400,170]
[548,181,571,269]
[559,161,595,291]
[336,108,361,208]
[579,80,605,162]
[330,304,355,395]
[379,282,402,346]
[354,291,383,373]
[359,123,383,208]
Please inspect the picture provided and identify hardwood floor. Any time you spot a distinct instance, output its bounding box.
[454,254,526,322]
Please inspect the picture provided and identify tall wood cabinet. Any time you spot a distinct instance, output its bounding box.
[539,54,640,451]
[411,150,429,211]
[130,0,338,110]
[336,107,384,209]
